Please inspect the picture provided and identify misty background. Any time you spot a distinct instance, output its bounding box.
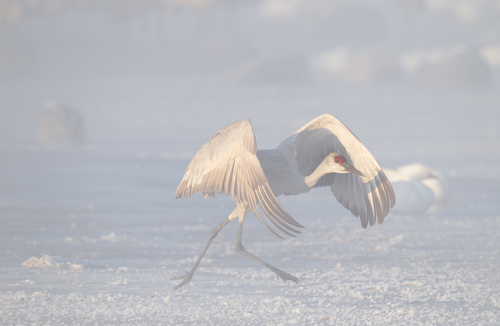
[1,0,499,166]
[1,1,500,324]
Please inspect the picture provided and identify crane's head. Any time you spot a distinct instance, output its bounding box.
[325,153,366,177]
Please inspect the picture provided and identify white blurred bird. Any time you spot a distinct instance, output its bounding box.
[384,163,449,215]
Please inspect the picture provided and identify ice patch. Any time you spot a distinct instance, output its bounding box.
[22,255,99,270]
[184,225,209,232]
[13,292,27,301]
[109,278,128,286]
[389,235,405,245]
[70,264,83,271]
[83,236,98,244]
[101,232,118,243]
[22,255,55,267]
[117,267,128,274]
[62,237,80,245]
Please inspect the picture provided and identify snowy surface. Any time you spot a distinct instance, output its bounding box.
[1,1,500,325]
[1,86,499,325]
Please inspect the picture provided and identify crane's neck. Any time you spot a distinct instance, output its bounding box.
[304,161,331,188]
[304,154,351,188]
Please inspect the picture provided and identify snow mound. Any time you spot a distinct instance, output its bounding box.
[22,255,97,270]
[22,255,56,268]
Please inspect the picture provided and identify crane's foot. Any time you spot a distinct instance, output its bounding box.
[171,271,194,291]
[271,267,299,284]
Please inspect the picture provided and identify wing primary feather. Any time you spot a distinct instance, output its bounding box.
[260,183,303,228]
[224,161,235,199]
[344,177,362,216]
[373,176,387,222]
[380,170,396,208]
[345,175,356,213]
[259,185,301,233]
[243,160,300,234]
[361,168,378,222]
[247,197,264,226]
[359,162,376,226]
[255,189,297,237]
[203,168,216,194]
[230,163,239,199]
[353,176,368,228]
[215,166,224,193]
[371,183,384,222]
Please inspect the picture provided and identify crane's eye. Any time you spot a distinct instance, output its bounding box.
[334,156,345,165]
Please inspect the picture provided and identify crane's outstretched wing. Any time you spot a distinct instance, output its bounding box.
[176,119,303,238]
[283,114,395,228]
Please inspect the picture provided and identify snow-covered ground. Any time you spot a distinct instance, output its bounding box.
[1,83,499,325]
[1,1,500,324]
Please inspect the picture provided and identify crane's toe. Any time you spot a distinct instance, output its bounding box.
[171,271,193,290]
[273,269,299,283]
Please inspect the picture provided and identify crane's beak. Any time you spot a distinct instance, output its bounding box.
[343,163,366,178]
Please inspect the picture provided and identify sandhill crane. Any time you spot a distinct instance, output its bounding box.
[173,114,395,290]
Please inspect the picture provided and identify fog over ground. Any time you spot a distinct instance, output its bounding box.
[1,1,499,324]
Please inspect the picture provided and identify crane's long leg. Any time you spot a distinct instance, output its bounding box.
[235,217,299,283]
[171,217,232,290]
